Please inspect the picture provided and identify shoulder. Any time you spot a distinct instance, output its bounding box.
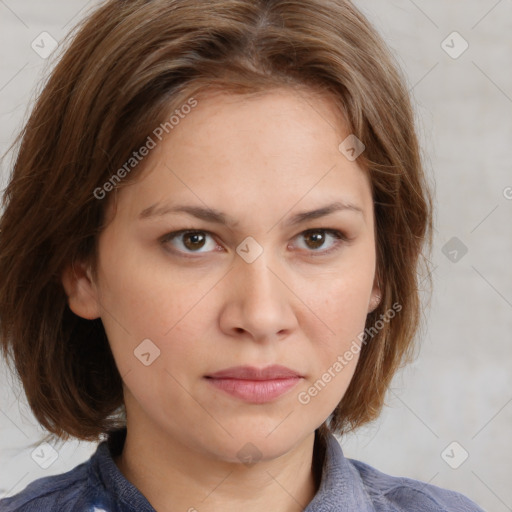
[0,456,100,512]
[347,458,485,512]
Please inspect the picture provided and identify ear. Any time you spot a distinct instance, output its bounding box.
[61,259,101,320]
[368,274,381,314]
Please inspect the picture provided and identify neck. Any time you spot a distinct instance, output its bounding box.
[113,421,322,512]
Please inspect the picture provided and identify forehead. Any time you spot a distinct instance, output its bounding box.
[109,88,373,226]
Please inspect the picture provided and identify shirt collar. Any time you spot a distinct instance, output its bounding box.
[92,428,374,511]
[93,429,155,511]
[305,430,375,511]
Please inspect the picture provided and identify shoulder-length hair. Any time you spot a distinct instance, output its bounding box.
[0,0,432,441]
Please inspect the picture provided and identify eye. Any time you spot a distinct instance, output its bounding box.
[161,230,219,254]
[292,229,348,256]
[160,228,348,258]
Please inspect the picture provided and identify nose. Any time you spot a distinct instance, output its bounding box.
[218,252,298,343]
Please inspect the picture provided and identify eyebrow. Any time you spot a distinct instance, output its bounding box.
[138,200,364,227]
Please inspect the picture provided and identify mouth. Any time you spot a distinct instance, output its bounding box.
[204,365,304,404]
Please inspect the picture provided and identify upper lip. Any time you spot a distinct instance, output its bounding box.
[206,365,303,380]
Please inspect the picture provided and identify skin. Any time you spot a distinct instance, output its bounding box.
[62,87,381,512]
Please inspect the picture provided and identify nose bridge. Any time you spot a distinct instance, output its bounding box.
[237,248,283,306]
[225,246,294,339]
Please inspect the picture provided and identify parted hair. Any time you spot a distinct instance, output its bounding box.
[0,0,433,441]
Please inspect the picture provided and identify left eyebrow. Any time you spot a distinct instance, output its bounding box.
[283,201,363,226]
[138,200,364,228]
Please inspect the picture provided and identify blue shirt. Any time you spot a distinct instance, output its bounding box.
[0,428,485,511]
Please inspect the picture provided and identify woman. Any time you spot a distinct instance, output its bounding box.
[0,0,484,510]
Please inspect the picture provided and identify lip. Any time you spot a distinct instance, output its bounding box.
[205,365,303,403]
[206,365,303,380]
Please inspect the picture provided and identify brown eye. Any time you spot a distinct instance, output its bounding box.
[294,228,347,256]
[161,230,217,254]
[182,231,207,251]
[303,230,327,250]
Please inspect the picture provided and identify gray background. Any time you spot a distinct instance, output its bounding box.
[1,1,511,510]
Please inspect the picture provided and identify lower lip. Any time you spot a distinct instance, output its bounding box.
[206,377,301,403]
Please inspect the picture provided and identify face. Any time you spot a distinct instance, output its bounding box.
[65,88,380,463]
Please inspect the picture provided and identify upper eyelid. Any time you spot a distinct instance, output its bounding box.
[163,227,343,240]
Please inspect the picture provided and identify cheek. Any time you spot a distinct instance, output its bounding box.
[97,240,213,333]
[96,252,218,381]
[298,280,369,413]
[309,270,373,339]
[299,269,374,399]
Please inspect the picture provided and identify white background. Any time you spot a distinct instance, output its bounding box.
[1,1,511,510]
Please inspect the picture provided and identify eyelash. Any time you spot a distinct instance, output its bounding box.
[159,228,349,259]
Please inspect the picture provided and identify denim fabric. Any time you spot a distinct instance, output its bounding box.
[0,429,485,511]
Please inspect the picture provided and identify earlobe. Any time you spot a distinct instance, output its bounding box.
[61,260,101,320]
[368,275,382,313]
[368,292,381,313]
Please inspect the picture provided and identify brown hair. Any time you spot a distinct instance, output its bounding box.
[0,0,433,441]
